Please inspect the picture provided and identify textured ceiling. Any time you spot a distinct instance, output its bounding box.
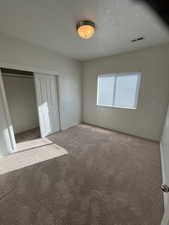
[0,0,168,60]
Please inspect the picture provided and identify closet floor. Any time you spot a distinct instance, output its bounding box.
[15,127,40,143]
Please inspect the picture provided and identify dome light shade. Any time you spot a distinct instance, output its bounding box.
[76,20,96,39]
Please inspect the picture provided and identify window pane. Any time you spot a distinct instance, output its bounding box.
[97,76,115,106]
[114,74,139,108]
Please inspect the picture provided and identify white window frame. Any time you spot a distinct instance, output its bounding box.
[96,73,141,109]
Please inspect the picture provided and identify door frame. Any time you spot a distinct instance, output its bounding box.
[160,143,168,210]
[0,70,16,153]
[160,129,169,225]
[0,63,61,147]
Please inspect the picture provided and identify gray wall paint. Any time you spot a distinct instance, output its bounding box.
[3,75,39,134]
[0,33,82,131]
[83,44,169,141]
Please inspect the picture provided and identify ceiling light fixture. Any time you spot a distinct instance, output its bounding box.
[76,20,96,39]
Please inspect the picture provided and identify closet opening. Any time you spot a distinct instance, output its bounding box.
[1,68,40,144]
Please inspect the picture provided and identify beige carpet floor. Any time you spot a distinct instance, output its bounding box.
[0,124,163,225]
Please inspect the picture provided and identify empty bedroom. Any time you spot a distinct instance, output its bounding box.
[0,0,169,225]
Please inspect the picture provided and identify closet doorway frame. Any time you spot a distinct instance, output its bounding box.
[0,63,61,154]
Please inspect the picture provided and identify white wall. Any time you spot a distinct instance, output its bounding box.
[3,74,39,134]
[83,44,169,141]
[0,33,82,131]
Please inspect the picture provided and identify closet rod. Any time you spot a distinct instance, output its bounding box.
[1,68,33,76]
[2,74,34,79]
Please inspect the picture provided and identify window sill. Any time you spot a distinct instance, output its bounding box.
[96,104,136,110]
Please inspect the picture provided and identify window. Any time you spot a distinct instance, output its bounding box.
[97,73,141,109]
